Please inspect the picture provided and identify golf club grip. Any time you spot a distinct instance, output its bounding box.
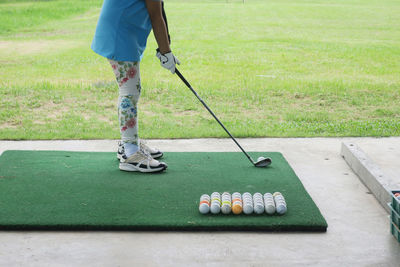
[175,69,254,164]
[175,69,192,91]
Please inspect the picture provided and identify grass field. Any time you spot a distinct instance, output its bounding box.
[0,0,399,139]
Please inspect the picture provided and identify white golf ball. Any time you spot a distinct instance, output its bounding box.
[200,194,210,199]
[210,204,221,214]
[243,205,253,215]
[265,204,276,215]
[199,203,210,214]
[221,205,231,214]
[254,205,264,214]
[211,192,221,198]
[276,204,287,215]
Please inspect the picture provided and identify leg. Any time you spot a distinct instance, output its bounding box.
[109,59,141,155]
[109,59,167,172]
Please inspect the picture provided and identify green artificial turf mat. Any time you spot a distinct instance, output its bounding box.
[0,150,327,231]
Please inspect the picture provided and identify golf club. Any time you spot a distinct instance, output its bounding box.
[175,68,272,168]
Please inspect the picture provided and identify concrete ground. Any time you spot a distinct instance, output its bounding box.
[0,138,399,267]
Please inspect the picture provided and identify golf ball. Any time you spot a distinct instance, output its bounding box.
[265,205,276,214]
[273,192,287,215]
[254,204,264,214]
[232,204,243,215]
[220,192,232,215]
[243,204,253,215]
[252,192,264,215]
[243,192,252,198]
[200,194,210,201]
[263,193,276,215]
[211,192,221,199]
[242,192,253,215]
[273,192,282,197]
[199,203,210,214]
[221,204,232,214]
[276,204,287,215]
[199,194,211,214]
[210,203,221,214]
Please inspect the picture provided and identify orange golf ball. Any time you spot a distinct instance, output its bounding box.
[232,204,243,215]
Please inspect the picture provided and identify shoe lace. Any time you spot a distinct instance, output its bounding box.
[139,139,150,152]
[138,146,151,158]
[124,148,151,164]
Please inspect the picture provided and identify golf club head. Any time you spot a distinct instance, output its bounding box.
[254,157,272,167]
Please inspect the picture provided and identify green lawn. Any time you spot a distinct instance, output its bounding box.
[0,0,399,139]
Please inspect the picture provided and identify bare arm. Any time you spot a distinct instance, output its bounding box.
[145,0,171,54]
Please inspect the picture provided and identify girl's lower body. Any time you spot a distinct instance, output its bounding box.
[109,59,167,173]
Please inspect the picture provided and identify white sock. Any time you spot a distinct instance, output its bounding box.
[124,143,139,157]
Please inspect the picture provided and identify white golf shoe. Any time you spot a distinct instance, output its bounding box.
[119,148,167,173]
[117,140,163,160]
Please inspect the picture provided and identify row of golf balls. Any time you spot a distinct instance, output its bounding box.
[199,192,287,215]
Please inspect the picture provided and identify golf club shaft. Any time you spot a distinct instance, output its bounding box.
[175,69,255,165]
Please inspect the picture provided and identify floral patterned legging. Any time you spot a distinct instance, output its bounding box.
[109,59,141,146]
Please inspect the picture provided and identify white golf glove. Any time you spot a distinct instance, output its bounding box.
[156,50,180,74]
[156,49,162,61]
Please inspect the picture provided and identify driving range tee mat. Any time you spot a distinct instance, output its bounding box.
[0,150,327,231]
